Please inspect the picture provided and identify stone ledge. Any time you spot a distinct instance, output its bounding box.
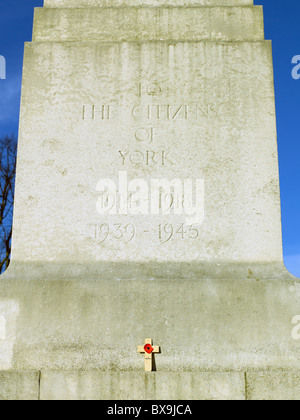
[32,6,264,43]
[44,0,254,9]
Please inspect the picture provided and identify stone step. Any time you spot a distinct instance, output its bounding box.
[1,370,300,400]
[44,0,254,8]
[40,371,247,400]
[32,6,264,43]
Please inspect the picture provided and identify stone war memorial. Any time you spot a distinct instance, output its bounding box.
[0,0,299,400]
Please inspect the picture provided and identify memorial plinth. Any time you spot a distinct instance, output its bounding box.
[0,0,299,400]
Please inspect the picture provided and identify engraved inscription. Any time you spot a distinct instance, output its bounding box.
[137,82,164,97]
[94,223,136,243]
[158,224,200,244]
[135,127,155,143]
[131,104,218,121]
[85,80,208,250]
[83,105,111,120]
[119,150,172,166]
[81,103,220,121]
[91,223,202,245]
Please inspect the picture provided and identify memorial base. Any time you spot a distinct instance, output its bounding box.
[0,262,299,399]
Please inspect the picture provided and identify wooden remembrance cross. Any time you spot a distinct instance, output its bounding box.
[138,338,160,372]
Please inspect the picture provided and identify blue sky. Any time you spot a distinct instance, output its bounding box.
[0,0,299,275]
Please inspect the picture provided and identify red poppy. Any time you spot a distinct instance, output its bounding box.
[144,344,154,354]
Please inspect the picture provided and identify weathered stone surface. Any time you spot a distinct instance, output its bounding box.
[13,40,281,264]
[44,0,254,8]
[40,371,245,400]
[0,263,299,372]
[33,7,264,42]
[246,372,300,400]
[0,371,39,400]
